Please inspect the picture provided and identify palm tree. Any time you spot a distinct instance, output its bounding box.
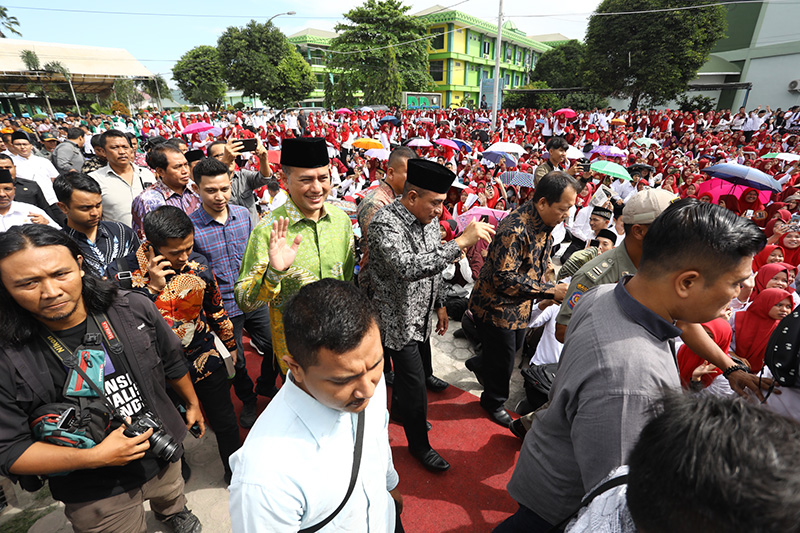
[19,50,54,116]
[45,61,81,115]
[0,7,21,38]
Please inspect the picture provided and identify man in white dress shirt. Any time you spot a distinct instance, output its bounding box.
[229,279,403,532]
[0,168,59,231]
[9,131,59,205]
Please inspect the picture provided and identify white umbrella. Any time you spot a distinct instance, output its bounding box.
[365,148,390,160]
[566,145,585,160]
[486,142,525,156]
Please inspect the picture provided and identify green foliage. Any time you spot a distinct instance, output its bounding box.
[233,101,245,110]
[531,40,587,88]
[89,103,112,115]
[172,46,227,110]
[19,49,40,71]
[324,73,359,110]
[584,0,727,110]
[676,93,716,113]
[110,100,129,116]
[110,78,143,111]
[328,0,434,106]
[503,81,560,110]
[560,92,609,110]
[217,21,314,106]
[0,6,20,38]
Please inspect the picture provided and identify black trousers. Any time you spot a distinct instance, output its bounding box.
[231,307,279,397]
[386,339,432,454]
[192,366,242,478]
[473,318,526,412]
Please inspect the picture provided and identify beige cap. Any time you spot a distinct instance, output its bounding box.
[623,188,678,225]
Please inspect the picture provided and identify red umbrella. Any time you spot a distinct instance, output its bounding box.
[554,108,577,120]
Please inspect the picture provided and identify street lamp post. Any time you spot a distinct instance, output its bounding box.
[267,11,296,25]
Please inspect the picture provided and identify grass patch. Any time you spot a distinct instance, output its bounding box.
[1,508,51,533]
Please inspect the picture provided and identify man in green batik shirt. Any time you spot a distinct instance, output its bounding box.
[235,138,355,374]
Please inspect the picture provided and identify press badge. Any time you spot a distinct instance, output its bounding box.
[64,348,106,397]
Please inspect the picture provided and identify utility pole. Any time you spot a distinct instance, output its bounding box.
[491,0,504,132]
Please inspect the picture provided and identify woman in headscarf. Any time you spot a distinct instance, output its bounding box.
[752,263,791,299]
[732,288,794,373]
[778,230,800,267]
[677,318,731,389]
[752,244,786,273]
[717,194,741,215]
[739,188,767,225]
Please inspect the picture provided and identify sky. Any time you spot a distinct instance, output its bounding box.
[5,0,602,88]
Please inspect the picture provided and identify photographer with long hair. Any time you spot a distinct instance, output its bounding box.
[0,224,203,533]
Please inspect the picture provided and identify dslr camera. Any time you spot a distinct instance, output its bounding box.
[123,411,180,462]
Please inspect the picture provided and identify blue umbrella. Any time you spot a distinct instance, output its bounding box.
[379,115,400,126]
[701,163,781,193]
[481,151,517,167]
[499,171,535,188]
[54,112,67,119]
[451,138,472,153]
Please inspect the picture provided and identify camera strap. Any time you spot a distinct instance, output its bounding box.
[40,312,128,421]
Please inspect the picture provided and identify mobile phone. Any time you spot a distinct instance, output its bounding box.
[744,209,754,219]
[237,138,257,152]
[189,422,202,438]
[57,407,77,430]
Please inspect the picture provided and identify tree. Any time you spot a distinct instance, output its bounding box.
[0,7,21,38]
[584,0,726,110]
[328,0,434,106]
[19,50,54,116]
[172,46,227,110]
[217,21,314,106]
[503,81,560,110]
[138,74,170,110]
[110,78,143,114]
[531,40,587,89]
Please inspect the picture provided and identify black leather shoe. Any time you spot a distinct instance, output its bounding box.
[486,407,513,428]
[509,418,527,440]
[465,357,484,386]
[426,375,449,392]
[453,328,466,339]
[385,370,395,387]
[412,448,450,472]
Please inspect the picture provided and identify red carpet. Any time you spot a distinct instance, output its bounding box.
[232,339,521,532]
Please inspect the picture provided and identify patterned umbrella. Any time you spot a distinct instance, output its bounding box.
[498,171,536,188]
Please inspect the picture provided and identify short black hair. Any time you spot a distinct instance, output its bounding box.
[546,136,569,151]
[267,179,280,193]
[639,198,765,283]
[532,171,579,204]
[53,171,102,204]
[283,279,378,369]
[0,225,117,345]
[143,205,194,247]
[66,127,84,140]
[0,153,12,163]
[207,140,227,156]
[627,392,800,532]
[165,138,187,149]
[146,143,183,171]
[388,146,416,170]
[99,129,130,149]
[192,157,230,184]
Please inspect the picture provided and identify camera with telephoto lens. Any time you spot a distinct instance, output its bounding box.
[122,411,180,462]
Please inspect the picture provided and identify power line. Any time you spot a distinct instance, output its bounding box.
[507,0,800,18]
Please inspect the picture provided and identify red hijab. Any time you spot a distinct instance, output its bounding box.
[738,187,765,213]
[778,232,800,267]
[677,318,730,388]
[752,263,789,299]
[718,194,741,215]
[752,244,785,273]
[734,288,794,372]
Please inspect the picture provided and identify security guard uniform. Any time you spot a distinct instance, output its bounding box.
[555,240,637,328]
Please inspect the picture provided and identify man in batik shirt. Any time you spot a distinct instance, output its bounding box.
[368,159,493,473]
[106,205,240,484]
[235,138,355,376]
